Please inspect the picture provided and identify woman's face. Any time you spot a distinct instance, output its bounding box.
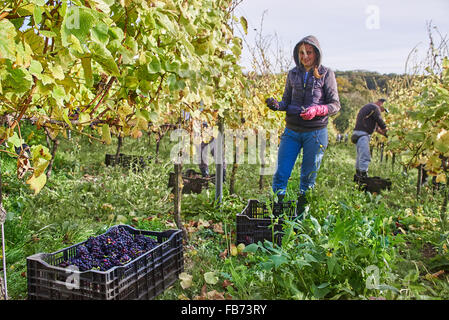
[298,43,317,70]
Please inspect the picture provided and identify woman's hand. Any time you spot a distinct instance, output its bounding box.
[265,98,280,111]
[300,105,328,120]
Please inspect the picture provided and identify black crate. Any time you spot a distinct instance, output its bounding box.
[105,153,152,169]
[168,169,214,194]
[236,199,297,246]
[27,225,183,300]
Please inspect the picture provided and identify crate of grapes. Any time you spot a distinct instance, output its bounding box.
[26,225,183,300]
[236,199,297,246]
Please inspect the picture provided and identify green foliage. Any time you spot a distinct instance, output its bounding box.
[1,0,262,194]
[386,57,449,183]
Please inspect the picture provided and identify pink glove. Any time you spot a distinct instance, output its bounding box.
[300,105,328,120]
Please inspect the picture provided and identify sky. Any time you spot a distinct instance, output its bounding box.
[234,0,449,74]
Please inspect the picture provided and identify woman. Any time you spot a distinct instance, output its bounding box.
[266,35,340,217]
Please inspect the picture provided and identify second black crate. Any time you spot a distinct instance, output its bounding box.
[236,199,297,246]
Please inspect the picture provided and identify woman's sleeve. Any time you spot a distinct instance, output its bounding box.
[323,69,341,116]
[278,73,291,111]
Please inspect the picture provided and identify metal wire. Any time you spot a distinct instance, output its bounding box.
[1,223,7,300]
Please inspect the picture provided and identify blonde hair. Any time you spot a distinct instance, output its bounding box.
[313,66,322,79]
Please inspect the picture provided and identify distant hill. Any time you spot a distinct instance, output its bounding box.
[331,71,403,134]
[334,70,401,93]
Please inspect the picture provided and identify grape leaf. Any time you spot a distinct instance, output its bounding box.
[81,57,93,87]
[102,124,112,145]
[0,20,17,60]
[33,5,43,25]
[26,170,47,195]
[90,42,120,77]
[179,272,193,289]
[91,22,110,45]
[204,271,219,285]
[239,16,248,35]
[61,7,97,47]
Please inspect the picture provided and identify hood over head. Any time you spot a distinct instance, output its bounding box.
[293,35,322,69]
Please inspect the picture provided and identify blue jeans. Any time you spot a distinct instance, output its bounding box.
[353,130,371,172]
[272,127,328,196]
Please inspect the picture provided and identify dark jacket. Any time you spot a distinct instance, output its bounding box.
[278,35,340,132]
[354,103,387,134]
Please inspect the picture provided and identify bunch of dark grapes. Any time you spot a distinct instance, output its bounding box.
[59,226,158,272]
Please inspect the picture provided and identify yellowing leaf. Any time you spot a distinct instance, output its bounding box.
[206,290,225,300]
[102,203,114,210]
[179,272,193,289]
[81,57,93,87]
[31,145,52,161]
[230,244,238,257]
[118,214,128,221]
[436,173,447,184]
[49,63,65,80]
[204,271,218,285]
[240,16,248,35]
[237,243,245,253]
[213,222,224,234]
[102,124,112,144]
[26,172,47,195]
[33,159,49,178]
[78,112,91,124]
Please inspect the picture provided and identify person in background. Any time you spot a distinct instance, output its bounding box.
[199,135,226,181]
[265,35,340,218]
[351,98,388,181]
[181,109,226,180]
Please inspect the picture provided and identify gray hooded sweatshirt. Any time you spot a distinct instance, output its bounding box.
[278,35,341,132]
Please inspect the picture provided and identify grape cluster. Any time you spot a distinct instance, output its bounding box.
[59,226,158,272]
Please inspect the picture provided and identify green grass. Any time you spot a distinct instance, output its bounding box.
[1,128,448,300]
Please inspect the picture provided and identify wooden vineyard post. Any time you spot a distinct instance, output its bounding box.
[380,143,384,163]
[115,135,123,165]
[44,128,60,179]
[229,135,238,195]
[230,132,245,195]
[155,132,162,163]
[229,162,238,195]
[46,138,59,179]
[417,164,423,196]
[259,168,265,190]
[215,117,224,206]
[258,129,271,191]
[441,185,449,232]
[173,117,188,240]
[174,163,188,240]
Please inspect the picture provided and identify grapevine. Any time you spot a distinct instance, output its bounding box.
[385,57,449,184]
